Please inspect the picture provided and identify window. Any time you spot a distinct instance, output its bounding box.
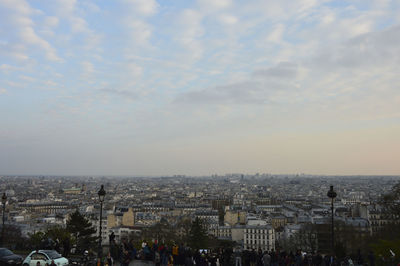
[31,253,47,261]
[45,251,62,260]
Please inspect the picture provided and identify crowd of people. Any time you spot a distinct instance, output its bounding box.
[106,234,387,266]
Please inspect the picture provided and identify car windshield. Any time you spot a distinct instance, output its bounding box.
[44,251,62,259]
[0,249,13,256]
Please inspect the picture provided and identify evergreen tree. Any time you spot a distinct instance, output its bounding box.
[188,217,209,249]
[66,210,97,253]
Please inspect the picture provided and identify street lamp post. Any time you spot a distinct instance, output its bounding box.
[97,185,106,263]
[1,193,7,246]
[327,185,337,255]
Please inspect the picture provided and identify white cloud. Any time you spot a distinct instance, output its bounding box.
[126,63,143,78]
[321,12,335,25]
[80,61,96,82]
[0,0,62,61]
[174,9,205,62]
[122,0,158,16]
[19,27,61,61]
[198,0,232,11]
[50,0,102,51]
[218,14,238,25]
[98,88,137,100]
[70,17,89,33]
[0,64,21,73]
[81,61,94,73]
[0,0,34,15]
[19,75,36,82]
[0,89,7,95]
[267,24,285,43]
[43,16,59,28]
[339,17,374,37]
[119,0,159,55]
[56,0,77,14]
[124,19,153,45]
[39,16,59,37]
[43,80,58,89]
[81,1,101,13]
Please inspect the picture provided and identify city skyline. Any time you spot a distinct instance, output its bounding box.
[1,0,400,176]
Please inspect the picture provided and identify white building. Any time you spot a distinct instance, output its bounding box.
[42,217,56,223]
[12,216,25,222]
[244,225,275,251]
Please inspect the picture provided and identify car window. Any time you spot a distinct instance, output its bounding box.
[45,251,62,260]
[0,249,14,256]
[31,253,47,260]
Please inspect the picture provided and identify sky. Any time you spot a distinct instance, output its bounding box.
[0,0,400,176]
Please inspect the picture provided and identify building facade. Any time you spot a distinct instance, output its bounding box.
[244,225,275,251]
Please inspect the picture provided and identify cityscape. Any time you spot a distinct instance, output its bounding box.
[0,174,399,265]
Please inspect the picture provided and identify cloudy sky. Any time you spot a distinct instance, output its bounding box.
[1,0,399,176]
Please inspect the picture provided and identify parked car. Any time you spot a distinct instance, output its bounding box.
[0,248,23,266]
[22,250,68,266]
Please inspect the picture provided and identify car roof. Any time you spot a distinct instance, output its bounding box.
[29,250,62,257]
[30,250,52,255]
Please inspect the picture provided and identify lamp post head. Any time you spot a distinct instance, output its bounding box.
[327,185,337,199]
[1,193,6,205]
[98,185,106,203]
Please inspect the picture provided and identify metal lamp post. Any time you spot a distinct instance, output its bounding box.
[1,193,7,246]
[97,185,106,262]
[327,185,337,255]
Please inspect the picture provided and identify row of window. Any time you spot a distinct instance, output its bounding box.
[245,229,272,234]
[246,235,269,239]
[245,239,270,245]
[245,234,271,239]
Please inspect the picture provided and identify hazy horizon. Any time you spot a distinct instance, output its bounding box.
[1,172,400,179]
[1,0,400,176]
